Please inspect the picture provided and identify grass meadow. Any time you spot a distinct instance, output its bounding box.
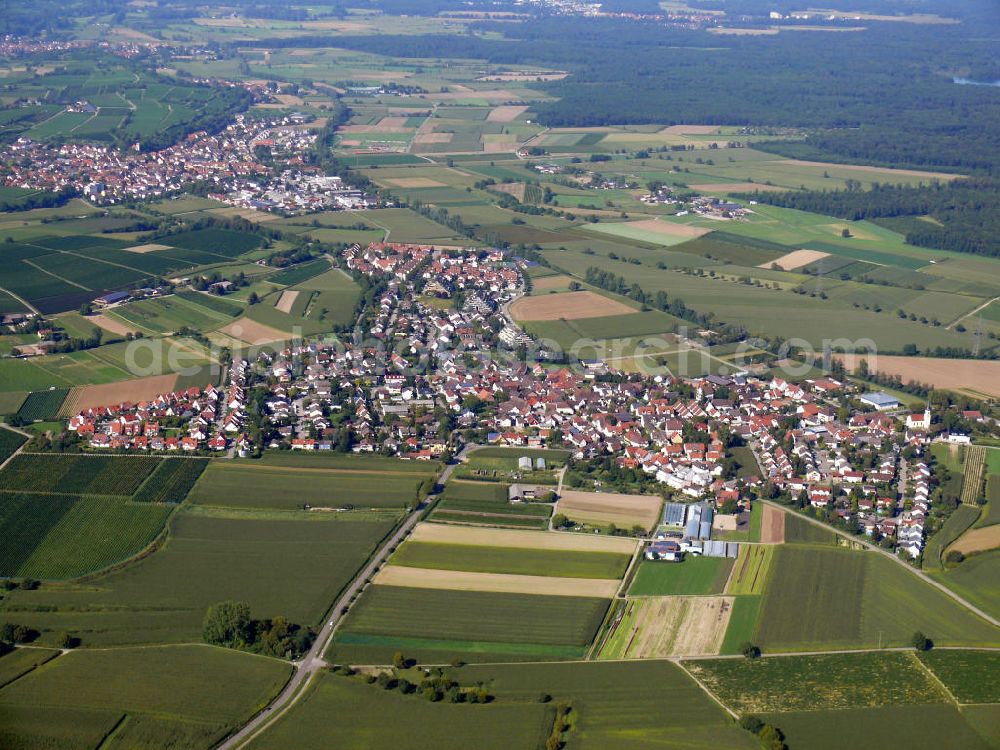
[629,556,733,596]
[390,541,630,579]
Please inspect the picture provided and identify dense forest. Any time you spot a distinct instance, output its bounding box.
[306,17,1000,175]
[739,179,1000,258]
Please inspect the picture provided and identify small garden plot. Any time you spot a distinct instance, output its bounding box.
[686,652,948,714]
[919,650,1000,704]
[599,596,733,659]
[0,454,162,496]
[556,489,662,531]
[630,556,734,596]
[390,540,630,579]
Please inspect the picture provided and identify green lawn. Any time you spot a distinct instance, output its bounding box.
[629,556,733,596]
[0,645,291,750]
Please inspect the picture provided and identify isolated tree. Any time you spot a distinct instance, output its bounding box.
[393,651,406,669]
[741,641,761,659]
[203,601,252,648]
[912,631,931,651]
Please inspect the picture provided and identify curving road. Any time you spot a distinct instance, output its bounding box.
[216,446,471,749]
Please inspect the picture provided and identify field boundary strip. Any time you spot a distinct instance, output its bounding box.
[908,651,960,706]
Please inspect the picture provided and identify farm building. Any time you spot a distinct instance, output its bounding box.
[645,540,683,562]
[684,502,714,540]
[663,502,687,526]
[860,392,900,411]
[94,291,130,307]
[508,483,540,502]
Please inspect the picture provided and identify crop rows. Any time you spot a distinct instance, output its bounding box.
[0,454,161,496]
[0,492,77,575]
[0,427,27,465]
[133,458,209,503]
[961,446,987,506]
[16,389,69,422]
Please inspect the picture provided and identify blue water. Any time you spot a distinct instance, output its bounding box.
[953,77,1000,87]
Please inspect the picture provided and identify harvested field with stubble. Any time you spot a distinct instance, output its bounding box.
[124,243,172,254]
[531,274,573,290]
[88,314,139,336]
[59,374,179,416]
[486,105,529,122]
[385,177,448,188]
[373,566,621,597]
[836,354,1000,398]
[510,290,636,321]
[692,182,787,193]
[409,522,638,554]
[614,218,710,239]
[761,249,830,271]
[600,596,733,659]
[760,504,785,543]
[556,489,662,530]
[274,290,298,314]
[218,317,290,344]
[949,525,1000,555]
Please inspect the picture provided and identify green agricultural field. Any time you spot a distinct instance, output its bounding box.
[719,596,763,654]
[0,492,174,579]
[15,388,69,422]
[0,647,59,690]
[0,427,27,465]
[456,660,757,750]
[247,671,552,750]
[687,651,947,714]
[924,504,981,569]
[132,458,208,504]
[929,550,1000,623]
[255,452,440,473]
[0,391,27,415]
[783,511,839,544]
[111,295,229,334]
[390,541,630,579]
[629,556,733,596]
[188,461,425,510]
[0,454,161,496]
[754,545,1000,650]
[330,585,610,664]
[162,228,262,257]
[725,544,774,596]
[765,704,993,750]
[919,650,1000,704]
[0,511,398,645]
[0,645,291,750]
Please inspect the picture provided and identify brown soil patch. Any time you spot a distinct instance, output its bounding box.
[557,489,662,530]
[219,317,290,345]
[483,141,518,153]
[532,275,573,291]
[487,105,529,123]
[385,177,447,188]
[208,206,281,223]
[781,159,963,180]
[691,182,787,194]
[615,596,733,658]
[88,313,139,337]
[413,132,453,144]
[274,290,298,314]
[433,89,519,101]
[661,125,720,135]
[836,355,1000,399]
[761,249,830,271]
[412,522,638,554]
[761,504,786,544]
[623,219,711,239]
[949,525,1000,555]
[510,291,636,322]
[375,566,619,597]
[493,182,527,201]
[59,374,180,416]
[124,243,173,254]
